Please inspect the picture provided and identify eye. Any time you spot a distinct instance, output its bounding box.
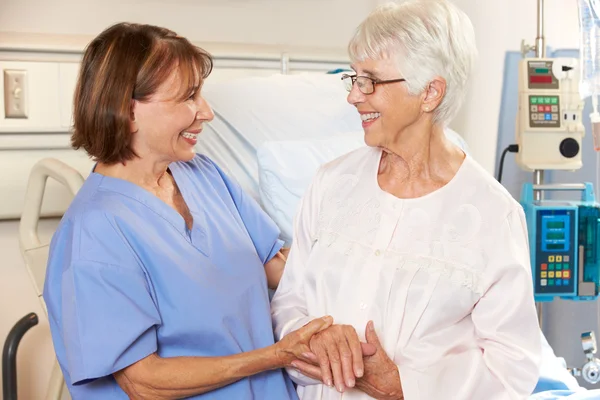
[187,91,196,101]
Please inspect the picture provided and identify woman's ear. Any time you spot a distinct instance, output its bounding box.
[130,100,139,133]
[422,77,446,113]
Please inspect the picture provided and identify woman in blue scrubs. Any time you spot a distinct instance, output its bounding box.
[43,22,332,400]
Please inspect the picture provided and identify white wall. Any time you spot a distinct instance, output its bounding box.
[0,0,373,49]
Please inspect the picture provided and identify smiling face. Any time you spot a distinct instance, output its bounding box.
[347,57,424,149]
[131,66,214,164]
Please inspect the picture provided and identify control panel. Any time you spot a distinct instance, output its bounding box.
[516,58,585,171]
[534,209,576,295]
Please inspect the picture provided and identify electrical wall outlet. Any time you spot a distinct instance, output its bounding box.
[3,70,28,118]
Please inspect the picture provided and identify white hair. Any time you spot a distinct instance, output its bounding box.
[348,0,478,126]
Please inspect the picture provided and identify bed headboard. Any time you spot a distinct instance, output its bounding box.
[0,32,351,220]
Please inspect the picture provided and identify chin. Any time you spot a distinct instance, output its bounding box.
[177,150,197,163]
[363,129,382,148]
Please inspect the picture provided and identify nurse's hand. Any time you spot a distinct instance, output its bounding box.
[274,316,333,367]
[305,324,377,393]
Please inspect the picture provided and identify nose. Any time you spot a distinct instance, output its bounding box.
[346,83,365,106]
[196,96,215,122]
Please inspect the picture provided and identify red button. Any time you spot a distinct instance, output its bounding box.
[541,264,547,270]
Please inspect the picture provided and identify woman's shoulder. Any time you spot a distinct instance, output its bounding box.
[454,156,523,218]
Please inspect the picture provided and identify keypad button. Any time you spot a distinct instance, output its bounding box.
[556,271,562,278]
[564,256,570,262]
[551,105,558,112]
[549,263,555,270]
[531,97,538,104]
[552,114,558,121]
[531,105,538,112]
[563,270,570,278]
[556,279,562,286]
[549,271,555,278]
[541,264,547,270]
[549,279,555,285]
[541,279,547,286]
[532,113,539,120]
[556,255,562,262]
[549,256,555,262]
[541,271,547,278]
[563,279,569,285]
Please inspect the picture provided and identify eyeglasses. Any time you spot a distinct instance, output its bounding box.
[341,73,406,95]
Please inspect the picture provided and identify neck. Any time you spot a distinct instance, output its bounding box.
[95,156,172,190]
[379,121,462,184]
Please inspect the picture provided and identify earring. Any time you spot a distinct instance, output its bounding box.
[424,106,429,111]
[195,114,201,120]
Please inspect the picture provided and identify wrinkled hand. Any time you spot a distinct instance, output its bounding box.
[274,316,333,367]
[295,324,377,392]
[354,321,403,400]
[292,321,403,399]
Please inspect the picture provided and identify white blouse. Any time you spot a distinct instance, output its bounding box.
[271,146,541,400]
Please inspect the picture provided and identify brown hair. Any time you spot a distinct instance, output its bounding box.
[71,23,213,164]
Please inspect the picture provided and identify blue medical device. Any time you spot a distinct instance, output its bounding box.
[521,183,600,302]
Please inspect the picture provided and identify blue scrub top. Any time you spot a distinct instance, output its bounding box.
[43,155,298,400]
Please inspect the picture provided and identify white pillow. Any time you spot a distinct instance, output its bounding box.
[198,72,359,200]
[257,129,470,245]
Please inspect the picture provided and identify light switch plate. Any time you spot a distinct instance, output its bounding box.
[3,69,28,118]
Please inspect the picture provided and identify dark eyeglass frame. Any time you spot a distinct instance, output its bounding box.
[341,73,406,94]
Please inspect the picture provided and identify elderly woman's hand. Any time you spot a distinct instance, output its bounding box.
[291,321,402,399]
[274,316,334,367]
[354,321,403,399]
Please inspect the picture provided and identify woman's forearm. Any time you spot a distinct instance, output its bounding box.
[115,312,333,399]
[265,249,288,289]
[115,345,282,399]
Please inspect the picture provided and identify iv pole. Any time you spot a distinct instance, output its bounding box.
[522,0,546,328]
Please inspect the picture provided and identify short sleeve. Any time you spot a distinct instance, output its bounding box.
[207,157,284,263]
[61,260,161,385]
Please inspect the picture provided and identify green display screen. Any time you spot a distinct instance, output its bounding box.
[547,221,565,229]
[547,243,565,250]
[546,232,565,240]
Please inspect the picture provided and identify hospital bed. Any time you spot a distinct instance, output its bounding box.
[3,67,598,400]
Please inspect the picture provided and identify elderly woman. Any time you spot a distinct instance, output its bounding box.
[271,1,542,399]
[43,23,333,400]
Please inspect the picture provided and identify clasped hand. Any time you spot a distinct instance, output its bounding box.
[283,319,403,399]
